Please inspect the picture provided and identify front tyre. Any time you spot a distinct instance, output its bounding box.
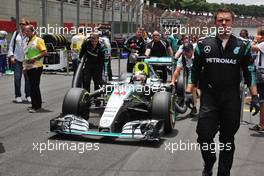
[62,88,90,118]
[152,91,175,134]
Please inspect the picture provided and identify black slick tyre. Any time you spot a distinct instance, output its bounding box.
[152,91,174,134]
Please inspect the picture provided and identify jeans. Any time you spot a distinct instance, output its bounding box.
[126,59,135,73]
[14,60,31,98]
[27,67,43,109]
[0,55,6,73]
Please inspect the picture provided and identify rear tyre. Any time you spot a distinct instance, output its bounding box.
[152,91,175,134]
[176,69,186,97]
[62,88,90,119]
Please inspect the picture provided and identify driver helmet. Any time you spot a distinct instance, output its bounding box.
[133,71,147,83]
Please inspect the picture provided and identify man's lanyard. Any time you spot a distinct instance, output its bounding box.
[20,32,27,49]
[259,51,262,67]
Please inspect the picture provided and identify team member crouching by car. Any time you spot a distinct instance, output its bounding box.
[79,33,108,106]
[23,25,47,113]
[171,43,198,116]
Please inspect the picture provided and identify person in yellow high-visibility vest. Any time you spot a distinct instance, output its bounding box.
[70,28,85,74]
[23,25,47,113]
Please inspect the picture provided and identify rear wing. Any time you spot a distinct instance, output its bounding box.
[144,57,174,66]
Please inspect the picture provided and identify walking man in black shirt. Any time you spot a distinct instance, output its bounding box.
[79,33,108,94]
[145,31,173,82]
[124,28,146,72]
[185,9,260,176]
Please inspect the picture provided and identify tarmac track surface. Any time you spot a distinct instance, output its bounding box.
[0,59,263,176]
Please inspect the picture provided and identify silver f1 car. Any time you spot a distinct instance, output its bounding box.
[50,56,187,141]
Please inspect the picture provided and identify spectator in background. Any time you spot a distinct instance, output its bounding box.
[240,29,256,104]
[191,35,198,49]
[70,28,86,75]
[140,27,149,42]
[167,29,180,56]
[0,30,8,76]
[23,25,47,113]
[7,19,31,103]
[250,26,264,132]
[99,31,113,81]
[104,31,113,81]
[239,29,250,40]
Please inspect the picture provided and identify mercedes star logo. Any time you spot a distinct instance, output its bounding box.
[204,45,211,53]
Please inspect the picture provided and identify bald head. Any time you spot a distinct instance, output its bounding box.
[152,31,160,42]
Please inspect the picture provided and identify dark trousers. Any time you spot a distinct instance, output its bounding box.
[127,59,135,73]
[0,55,6,73]
[153,65,167,83]
[196,86,241,176]
[14,60,31,97]
[83,65,102,93]
[72,59,78,76]
[27,67,43,109]
[107,59,113,81]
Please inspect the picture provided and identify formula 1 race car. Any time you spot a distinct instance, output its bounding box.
[50,56,187,141]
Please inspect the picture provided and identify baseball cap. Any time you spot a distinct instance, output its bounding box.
[182,43,194,53]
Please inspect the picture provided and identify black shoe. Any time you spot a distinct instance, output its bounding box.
[28,108,41,113]
[190,107,198,116]
[27,106,33,110]
[249,124,264,132]
[95,100,101,107]
[202,170,213,176]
